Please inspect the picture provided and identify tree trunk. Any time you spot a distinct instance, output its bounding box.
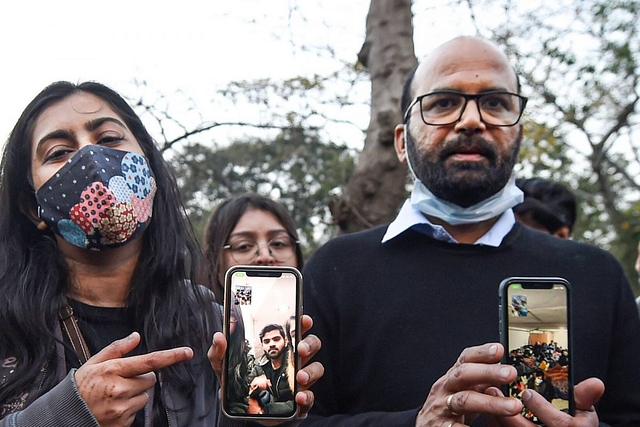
[329,0,417,234]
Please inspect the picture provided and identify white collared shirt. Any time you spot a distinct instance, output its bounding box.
[381,199,516,247]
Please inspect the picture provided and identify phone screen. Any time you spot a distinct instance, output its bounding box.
[499,277,573,424]
[222,266,301,420]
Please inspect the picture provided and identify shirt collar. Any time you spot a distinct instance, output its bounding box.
[382,199,516,247]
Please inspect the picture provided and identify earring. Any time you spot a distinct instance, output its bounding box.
[37,221,48,231]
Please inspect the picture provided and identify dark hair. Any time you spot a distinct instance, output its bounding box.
[514,177,577,233]
[202,193,303,302]
[400,65,419,119]
[226,303,251,404]
[285,315,296,343]
[259,324,286,342]
[0,81,218,415]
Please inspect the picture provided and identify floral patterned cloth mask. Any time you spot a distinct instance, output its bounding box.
[35,145,156,250]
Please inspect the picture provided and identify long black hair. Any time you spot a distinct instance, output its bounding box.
[225,303,251,407]
[0,81,219,412]
[201,193,303,302]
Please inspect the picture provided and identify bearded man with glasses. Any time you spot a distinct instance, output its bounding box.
[302,36,640,427]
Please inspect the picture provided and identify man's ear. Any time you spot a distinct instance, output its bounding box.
[394,124,407,163]
[553,226,571,239]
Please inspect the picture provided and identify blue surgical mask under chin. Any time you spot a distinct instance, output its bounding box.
[403,125,523,225]
[410,175,523,225]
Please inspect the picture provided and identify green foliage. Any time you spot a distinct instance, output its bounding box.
[484,0,640,293]
[169,127,356,256]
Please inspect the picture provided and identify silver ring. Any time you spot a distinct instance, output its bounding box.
[446,393,460,416]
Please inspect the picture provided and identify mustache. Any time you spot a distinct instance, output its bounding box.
[437,135,498,163]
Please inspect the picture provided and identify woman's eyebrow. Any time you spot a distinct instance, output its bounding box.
[36,129,73,152]
[85,117,127,132]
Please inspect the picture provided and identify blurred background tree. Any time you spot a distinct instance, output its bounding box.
[130,0,639,294]
[490,0,640,287]
[171,125,355,253]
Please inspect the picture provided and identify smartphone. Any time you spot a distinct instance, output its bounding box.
[499,277,573,424]
[221,265,302,421]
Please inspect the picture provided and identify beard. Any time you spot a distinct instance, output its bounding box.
[406,126,521,208]
[265,346,285,361]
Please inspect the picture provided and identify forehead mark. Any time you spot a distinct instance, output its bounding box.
[70,94,104,114]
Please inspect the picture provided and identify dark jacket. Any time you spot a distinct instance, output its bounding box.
[302,222,640,426]
[248,347,295,416]
[0,319,224,427]
[0,293,272,427]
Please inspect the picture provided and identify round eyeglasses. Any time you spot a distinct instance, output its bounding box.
[223,235,298,264]
[403,90,528,127]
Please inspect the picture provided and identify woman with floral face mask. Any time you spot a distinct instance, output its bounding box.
[0,81,322,427]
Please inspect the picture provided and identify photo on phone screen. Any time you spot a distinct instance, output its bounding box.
[499,277,573,424]
[222,266,301,420]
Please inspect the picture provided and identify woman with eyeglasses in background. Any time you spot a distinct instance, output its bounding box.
[202,193,305,416]
[202,193,303,303]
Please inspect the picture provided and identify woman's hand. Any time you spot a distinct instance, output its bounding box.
[75,332,193,427]
[208,314,325,422]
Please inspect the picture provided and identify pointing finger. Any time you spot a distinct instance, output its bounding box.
[86,332,142,365]
[117,347,193,378]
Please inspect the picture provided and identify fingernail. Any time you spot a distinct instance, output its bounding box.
[489,344,497,356]
[522,390,532,401]
[299,370,310,385]
[297,392,308,405]
[499,366,511,379]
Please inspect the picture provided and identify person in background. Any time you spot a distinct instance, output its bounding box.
[302,36,640,426]
[514,177,576,238]
[0,81,322,426]
[285,315,297,350]
[248,324,295,415]
[201,193,304,302]
[224,303,255,414]
[201,193,312,420]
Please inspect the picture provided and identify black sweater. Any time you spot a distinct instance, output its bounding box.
[302,222,640,426]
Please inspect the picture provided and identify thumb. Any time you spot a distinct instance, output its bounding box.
[208,331,227,378]
[85,332,141,365]
[574,377,605,411]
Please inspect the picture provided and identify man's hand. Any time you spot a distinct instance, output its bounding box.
[486,377,604,426]
[416,343,522,427]
[250,374,271,394]
[74,332,193,427]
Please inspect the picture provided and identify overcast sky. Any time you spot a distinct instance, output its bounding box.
[0,0,469,146]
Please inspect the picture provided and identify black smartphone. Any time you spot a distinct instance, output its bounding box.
[221,265,302,421]
[499,277,573,424]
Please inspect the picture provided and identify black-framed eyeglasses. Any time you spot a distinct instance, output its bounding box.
[223,234,298,264]
[403,90,528,127]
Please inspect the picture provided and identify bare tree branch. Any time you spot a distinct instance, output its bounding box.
[158,122,320,153]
